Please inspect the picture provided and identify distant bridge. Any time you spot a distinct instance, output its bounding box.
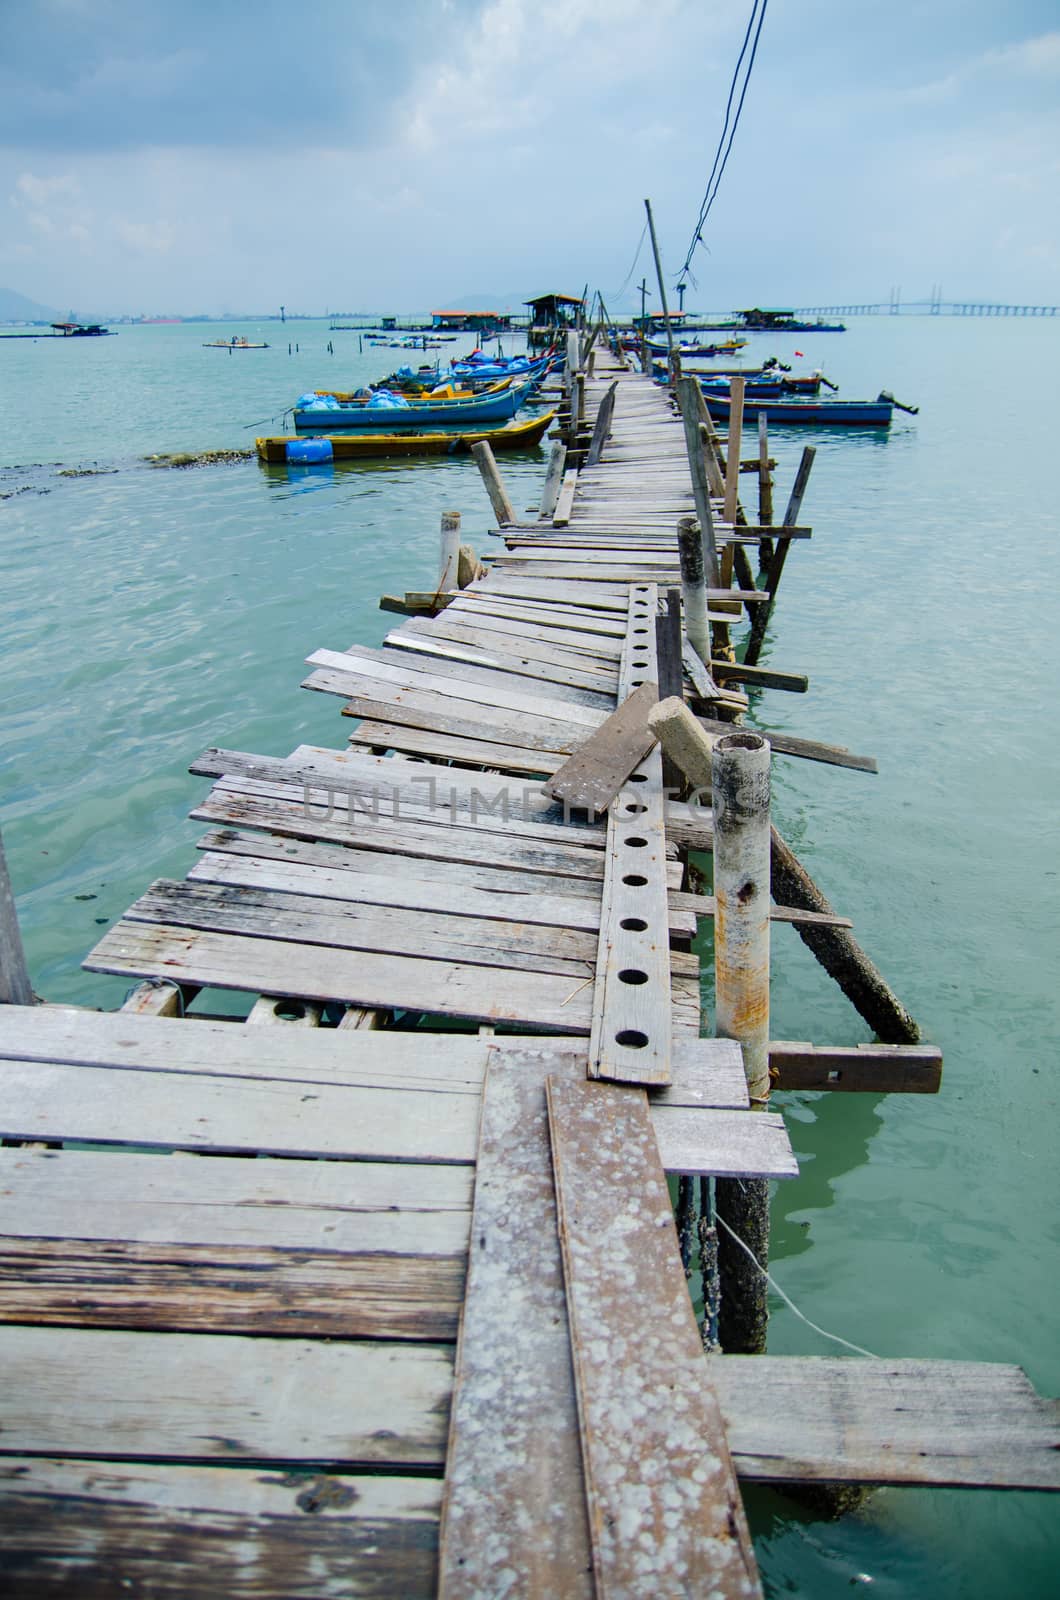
[792,299,1058,318]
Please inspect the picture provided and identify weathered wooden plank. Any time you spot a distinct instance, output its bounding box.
[0,1236,465,1341]
[0,1053,485,1162]
[715,1358,1060,1490]
[768,1040,943,1093]
[84,922,597,1033]
[0,1459,441,1599]
[306,647,605,728]
[438,1056,593,1599]
[0,1012,750,1110]
[347,719,565,775]
[542,681,660,815]
[191,785,609,880]
[0,1036,781,1175]
[123,879,601,981]
[382,630,617,699]
[0,1146,472,1251]
[0,1324,452,1465]
[670,891,853,929]
[697,716,878,774]
[589,588,673,1085]
[315,674,595,756]
[546,1078,762,1599]
[190,847,607,933]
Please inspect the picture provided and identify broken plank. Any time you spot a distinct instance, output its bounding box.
[670,891,854,929]
[697,716,878,774]
[542,680,660,815]
[438,1054,593,1599]
[768,1040,943,1093]
[547,1077,763,1599]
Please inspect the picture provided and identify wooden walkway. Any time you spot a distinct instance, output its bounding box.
[1,346,1056,1595]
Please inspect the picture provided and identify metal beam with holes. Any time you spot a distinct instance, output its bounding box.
[588,583,674,1084]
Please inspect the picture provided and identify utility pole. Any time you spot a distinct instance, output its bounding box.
[638,278,649,327]
[677,281,687,313]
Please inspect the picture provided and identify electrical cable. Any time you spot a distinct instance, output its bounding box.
[714,1211,880,1359]
[679,0,769,283]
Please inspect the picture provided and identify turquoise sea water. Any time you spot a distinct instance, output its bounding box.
[2,317,1057,1595]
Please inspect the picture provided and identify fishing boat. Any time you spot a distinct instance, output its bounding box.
[450,351,554,382]
[292,379,534,431]
[646,335,747,358]
[704,393,896,426]
[203,336,270,349]
[699,373,824,398]
[257,409,556,464]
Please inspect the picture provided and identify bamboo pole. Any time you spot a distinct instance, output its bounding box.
[470,442,516,526]
[0,831,33,1005]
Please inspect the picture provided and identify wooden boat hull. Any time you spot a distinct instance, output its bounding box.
[704,394,892,426]
[257,409,556,464]
[293,381,531,431]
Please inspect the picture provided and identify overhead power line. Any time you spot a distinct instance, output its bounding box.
[679,0,769,284]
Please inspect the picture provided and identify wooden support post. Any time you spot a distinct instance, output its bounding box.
[565,329,579,386]
[712,729,771,1356]
[757,411,773,561]
[538,441,567,520]
[723,377,745,525]
[438,511,461,592]
[0,832,33,1005]
[677,515,711,668]
[745,446,815,667]
[676,377,721,585]
[712,732,771,1104]
[649,703,920,1049]
[769,826,921,1043]
[470,442,515,526]
[584,380,617,467]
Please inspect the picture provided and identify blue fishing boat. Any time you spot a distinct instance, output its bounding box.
[704,393,896,426]
[293,379,533,431]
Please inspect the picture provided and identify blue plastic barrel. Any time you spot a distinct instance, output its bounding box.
[285,437,333,464]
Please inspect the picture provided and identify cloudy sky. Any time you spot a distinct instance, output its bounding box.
[1,0,1057,316]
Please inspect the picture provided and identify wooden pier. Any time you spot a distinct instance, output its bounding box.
[1,341,1056,1595]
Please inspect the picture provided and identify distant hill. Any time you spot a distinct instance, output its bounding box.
[0,286,62,324]
[438,290,531,312]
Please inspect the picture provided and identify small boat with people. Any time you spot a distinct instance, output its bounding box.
[258,409,556,463]
[203,336,270,349]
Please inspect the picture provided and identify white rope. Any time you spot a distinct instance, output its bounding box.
[714,1211,879,1360]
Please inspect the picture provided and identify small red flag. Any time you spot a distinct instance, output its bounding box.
[794,349,804,357]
